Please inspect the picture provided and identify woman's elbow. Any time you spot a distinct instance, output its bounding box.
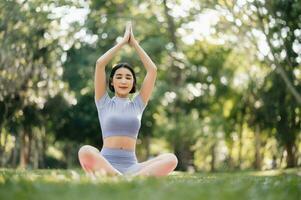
[149,67,157,75]
[152,65,157,73]
[149,67,157,77]
[96,60,105,68]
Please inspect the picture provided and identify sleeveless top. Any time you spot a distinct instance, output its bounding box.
[95,91,146,139]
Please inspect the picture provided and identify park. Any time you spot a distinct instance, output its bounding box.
[0,0,300,199]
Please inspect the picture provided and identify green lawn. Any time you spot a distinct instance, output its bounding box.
[0,168,300,200]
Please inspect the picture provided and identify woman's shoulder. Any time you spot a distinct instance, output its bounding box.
[95,91,111,110]
[132,93,147,112]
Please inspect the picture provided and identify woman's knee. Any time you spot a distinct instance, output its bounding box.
[167,153,178,166]
[78,145,99,158]
[159,153,178,166]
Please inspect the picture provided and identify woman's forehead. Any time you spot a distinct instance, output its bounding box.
[115,67,132,75]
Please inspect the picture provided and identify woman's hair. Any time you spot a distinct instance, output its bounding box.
[108,63,137,93]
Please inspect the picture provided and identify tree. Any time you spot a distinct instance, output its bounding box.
[206,0,301,168]
[0,0,78,168]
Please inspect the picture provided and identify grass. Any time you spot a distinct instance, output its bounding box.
[0,168,300,200]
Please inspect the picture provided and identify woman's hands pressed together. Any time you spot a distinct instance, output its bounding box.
[119,21,139,47]
[129,22,139,47]
[119,21,132,46]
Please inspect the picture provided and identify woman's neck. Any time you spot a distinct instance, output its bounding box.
[115,93,129,98]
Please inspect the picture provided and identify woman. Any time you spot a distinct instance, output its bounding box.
[78,22,178,177]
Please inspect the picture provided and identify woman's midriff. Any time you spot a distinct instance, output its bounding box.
[103,136,136,151]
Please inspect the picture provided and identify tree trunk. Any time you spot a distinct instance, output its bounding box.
[11,133,19,168]
[0,103,9,154]
[28,132,32,168]
[210,143,216,172]
[19,129,30,168]
[254,125,261,170]
[279,148,284,168]
[32,133,39,169]
[237,124,243,169]
[226,143,235,170]
[285,141,296,168]
[40,129,47,168]
[271,154,277,169]
[174,144,194,171]
[64,142,72,169]
[0,129,8,167]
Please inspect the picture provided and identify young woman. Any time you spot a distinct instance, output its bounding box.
[78,22,178,177]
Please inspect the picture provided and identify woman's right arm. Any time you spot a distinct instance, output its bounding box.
[94,23,131,101]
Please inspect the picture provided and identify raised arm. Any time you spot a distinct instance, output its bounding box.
[94,23,131,101]
[129,24,157,104]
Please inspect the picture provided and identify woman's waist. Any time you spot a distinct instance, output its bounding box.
[103,136,136,151]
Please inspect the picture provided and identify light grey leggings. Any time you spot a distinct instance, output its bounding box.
[100,147,142,175]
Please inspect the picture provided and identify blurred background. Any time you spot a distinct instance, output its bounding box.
[0,0,300,172]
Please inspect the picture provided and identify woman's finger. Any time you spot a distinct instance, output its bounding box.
[126,21,132,29]
[125,21,131,34]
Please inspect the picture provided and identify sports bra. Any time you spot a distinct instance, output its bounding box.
[95,91,147,139]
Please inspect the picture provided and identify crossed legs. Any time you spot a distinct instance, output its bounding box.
[132,153,178,177]
[78,145,122,176]
[78,145,178,177]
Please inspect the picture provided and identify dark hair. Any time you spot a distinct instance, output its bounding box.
[109,63,137,93]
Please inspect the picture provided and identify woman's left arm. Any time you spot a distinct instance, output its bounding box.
[129,24,157,104]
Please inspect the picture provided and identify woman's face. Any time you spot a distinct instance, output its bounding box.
[112,67,134,97]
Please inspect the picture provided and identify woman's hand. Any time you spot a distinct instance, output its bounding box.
[119,22,132,45]
[129,23,139,47]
